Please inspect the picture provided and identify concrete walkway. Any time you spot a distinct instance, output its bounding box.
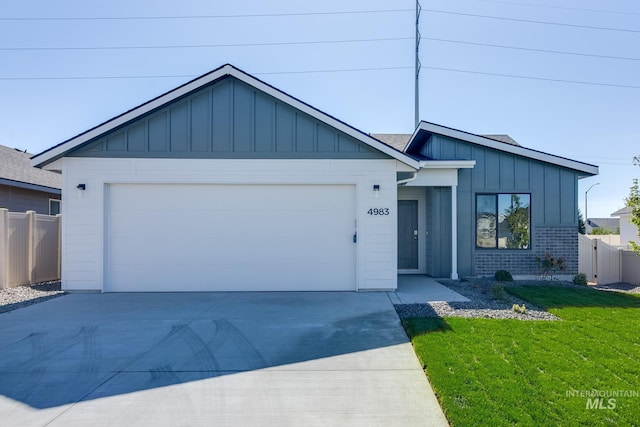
[389,275,470,304]
[0,292,448,426]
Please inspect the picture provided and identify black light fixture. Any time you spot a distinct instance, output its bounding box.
[373,184,380,198]
[76,184,86,190]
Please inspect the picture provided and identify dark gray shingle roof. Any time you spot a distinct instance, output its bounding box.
[0,145,62,190]
[370,134,412,151]
[481,134,520,146]
[586,218,620,232]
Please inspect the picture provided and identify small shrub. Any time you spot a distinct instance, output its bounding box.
[535,252,567,279]
[511,303,526,314]
[491,283,507,300]
[494,270,513,282]
[573,273,588,286]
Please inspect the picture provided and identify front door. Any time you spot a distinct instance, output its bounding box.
[398,200,419,270]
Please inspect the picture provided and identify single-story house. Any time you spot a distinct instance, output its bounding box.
[585,217,619,234]
[611,207,639,249]
[32,64,598,292]
[0,144,61,214]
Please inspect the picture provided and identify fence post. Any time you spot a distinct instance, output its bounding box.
[593,238,598,284]
[56,214,62,280]
[0,208,8,289]
[26,210,35,285]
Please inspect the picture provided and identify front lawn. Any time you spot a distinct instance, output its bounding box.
[403,286,640,426]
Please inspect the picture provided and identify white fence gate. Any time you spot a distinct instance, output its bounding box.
[579,234,640,285]
[0,209,61,289]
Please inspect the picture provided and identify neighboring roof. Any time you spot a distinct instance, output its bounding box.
[482,134,520,146]
[587,218,620,231]
[371,134,411,151]
[32,64,420,169]
[0,144,61,192]
[611,207,632,216]
[407,121,598,177]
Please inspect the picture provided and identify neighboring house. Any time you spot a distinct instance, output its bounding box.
[611,207,639,249]
[0,144,61,214]
[585,217,620,234]
[32,64,598,292]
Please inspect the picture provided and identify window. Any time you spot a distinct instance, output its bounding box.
[476,194,530,249]
[49,199,61,216]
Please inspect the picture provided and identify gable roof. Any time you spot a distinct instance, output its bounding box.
[32,64,419,169]
[482,134,520,146]
[374,132,521,152]
[407,121,598,176]
[0,144,61,192]
[611,206,632,216]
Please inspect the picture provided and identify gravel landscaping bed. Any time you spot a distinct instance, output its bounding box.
[594,282,640,294]
[395,278,564,321]
[0,281,65,314]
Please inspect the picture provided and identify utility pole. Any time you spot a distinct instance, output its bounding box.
[415,0,421,128]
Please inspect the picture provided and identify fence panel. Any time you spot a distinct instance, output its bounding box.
[578,234,596,282]
[595,239,622,285]
[0,209,61,289]
[621,251,640,285]
[7,212,30,287]
[32,214,61,283]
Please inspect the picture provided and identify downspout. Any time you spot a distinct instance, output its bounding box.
[397,171,418,186]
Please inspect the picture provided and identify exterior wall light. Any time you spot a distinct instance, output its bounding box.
[373,184,380,198]
[76,184,86,190]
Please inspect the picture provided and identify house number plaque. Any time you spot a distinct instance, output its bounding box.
[367,208,390,216]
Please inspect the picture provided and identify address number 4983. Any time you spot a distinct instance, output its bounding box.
[367,208,390,216]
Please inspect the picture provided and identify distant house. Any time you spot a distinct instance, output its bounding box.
[585,217,620,234]
[0,144,62,214]
[611,207,638,249]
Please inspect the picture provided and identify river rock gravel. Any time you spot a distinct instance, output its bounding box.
[395,278,564,321]
[0,281,65,314]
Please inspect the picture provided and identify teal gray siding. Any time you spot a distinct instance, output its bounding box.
[422,134,580,277]
[70,77,387,160]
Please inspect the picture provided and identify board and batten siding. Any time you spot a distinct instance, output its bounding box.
[69,77,385,160]
[54,157,398,292]
[422,134,580,277]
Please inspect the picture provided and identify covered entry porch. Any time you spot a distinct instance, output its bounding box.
[397,161,475,280]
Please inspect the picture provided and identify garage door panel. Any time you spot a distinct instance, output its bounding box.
[107,184,356,292]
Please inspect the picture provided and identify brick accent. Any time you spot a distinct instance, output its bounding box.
[474,226,578,276]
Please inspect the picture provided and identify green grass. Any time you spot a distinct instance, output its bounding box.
[403,286,640,426]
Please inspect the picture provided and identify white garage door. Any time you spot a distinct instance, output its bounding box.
[106,184,356,292]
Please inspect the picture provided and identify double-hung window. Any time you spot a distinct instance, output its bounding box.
[476,194,530,249]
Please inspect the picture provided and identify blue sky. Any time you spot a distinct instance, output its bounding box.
[1,0,638,218]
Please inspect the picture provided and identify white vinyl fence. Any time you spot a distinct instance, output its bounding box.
[579,234,640,285]
[0,209,61,289]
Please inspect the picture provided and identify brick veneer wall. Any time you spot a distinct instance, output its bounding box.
[474,226,578,276]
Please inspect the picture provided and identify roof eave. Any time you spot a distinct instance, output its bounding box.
[408,121,599,176]
[31,64,420,169]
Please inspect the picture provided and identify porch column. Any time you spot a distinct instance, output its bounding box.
[451,185,459,280]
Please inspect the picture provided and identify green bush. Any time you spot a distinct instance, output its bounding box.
[491,283,507,300]
[573,273,588,286]
[494,270,513,282]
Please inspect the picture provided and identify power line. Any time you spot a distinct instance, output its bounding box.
[422,8,640,33]
[423,37,640,62]
[470,0,640,16]
[0,66,413,80]
[1,66,638,90]
[0,8,413,21]
[0,37,412,51]
[424,66,640,89]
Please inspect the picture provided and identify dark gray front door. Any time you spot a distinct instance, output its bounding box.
[398,200,419,269]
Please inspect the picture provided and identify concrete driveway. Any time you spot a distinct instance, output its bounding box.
[0,292,448,426]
